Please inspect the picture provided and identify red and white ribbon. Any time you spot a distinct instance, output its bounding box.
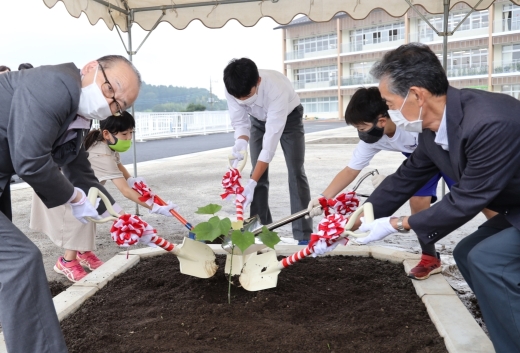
[309,214,349,257]
[110,214,152,247]
[318,191,360,216]
[221,168,245,221]
[131,181,158,206]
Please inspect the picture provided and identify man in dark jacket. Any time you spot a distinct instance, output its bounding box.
[0,55,140,352]
[355,43,520,352]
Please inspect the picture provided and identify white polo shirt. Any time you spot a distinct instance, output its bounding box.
[348,128,419,170]
[225,69,300,163]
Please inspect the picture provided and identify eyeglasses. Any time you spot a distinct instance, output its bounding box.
[97,61,123,116]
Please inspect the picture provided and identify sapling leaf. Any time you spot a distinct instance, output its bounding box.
[231,230,255,253]
[231,220,243,230]
[195,204,222,215]
[258,226,280,249]
[193,220,221,241]
[219,217,232,236]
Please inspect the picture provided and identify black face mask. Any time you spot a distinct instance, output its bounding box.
[358,124,384,144]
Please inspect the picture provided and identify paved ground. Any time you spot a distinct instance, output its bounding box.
[11,124,483,293]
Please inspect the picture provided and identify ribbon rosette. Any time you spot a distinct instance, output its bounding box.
[110,214,157,247]
[309,214,349,257]
[132,181,158,206]
[318,192,360,216]
[221,168,245,202]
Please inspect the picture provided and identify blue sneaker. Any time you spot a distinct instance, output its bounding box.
[297,240,309,246]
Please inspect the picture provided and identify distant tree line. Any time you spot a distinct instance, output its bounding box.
[134,82,228,112]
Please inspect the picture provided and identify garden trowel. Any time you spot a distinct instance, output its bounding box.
[238,203,374,291]
[85,187,218,279]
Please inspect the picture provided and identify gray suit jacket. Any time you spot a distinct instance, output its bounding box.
[367,86,520,244]
[0,63,114,214]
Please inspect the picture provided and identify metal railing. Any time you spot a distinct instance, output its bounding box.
[92,111,232,141]
[446,64,488,77]
[493,60,520,74]
[340,75,378,86]
[285,48,337,61]
[293,80,338,90]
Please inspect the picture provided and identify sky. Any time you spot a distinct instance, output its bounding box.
[1,0,284,99]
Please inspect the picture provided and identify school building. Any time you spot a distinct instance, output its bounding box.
[275,0,520,119]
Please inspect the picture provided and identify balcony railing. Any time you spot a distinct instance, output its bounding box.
[285,48,337,61]
[341,38,404,54]
[293,80,338,90]
[494,19,520,33]
[493,60,520,74]
[446,64,488,78]
[341,75,378,86]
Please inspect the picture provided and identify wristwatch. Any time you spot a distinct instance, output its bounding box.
[396,216,410,233]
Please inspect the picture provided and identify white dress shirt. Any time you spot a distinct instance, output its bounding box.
[225,69,300,163]
[434,107,449,151]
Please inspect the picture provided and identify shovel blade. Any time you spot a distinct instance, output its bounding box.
[174,238,217,278]
[239,251,281,291]
[224,253,256,275]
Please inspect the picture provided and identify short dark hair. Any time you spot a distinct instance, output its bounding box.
[18,63,33,70]
[97,55,142,88]
[0,65,11,73]
[84,111,136,151]
[370,43,449,97]
[223,58,259,98]
[345,87,389,126]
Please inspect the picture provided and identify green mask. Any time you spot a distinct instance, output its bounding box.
[107,135,132,152]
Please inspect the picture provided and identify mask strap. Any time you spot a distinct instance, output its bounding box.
[399,90,411,112]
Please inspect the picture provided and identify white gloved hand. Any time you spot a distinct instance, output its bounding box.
[139,226,158,248]
[312,238,348,257]
[231,139,248,160]
[69,187,101,224]
[307,196,324,218]
[149,201,179,217]
[127,176,147,189]
[371,174,387,189]
[354,216,396,245]
[242,179,257,210]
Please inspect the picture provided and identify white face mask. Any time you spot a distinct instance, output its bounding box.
[77,65,112,121]
[235,86,259,107]
[387,90,423,133]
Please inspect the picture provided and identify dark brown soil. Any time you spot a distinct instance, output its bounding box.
[61,254,447,353]
[49,280,71,297]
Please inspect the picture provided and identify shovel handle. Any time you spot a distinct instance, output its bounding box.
[153,195,194,231]
[150,234,176,252]
[281,246,314,268]
[235,198,244,221]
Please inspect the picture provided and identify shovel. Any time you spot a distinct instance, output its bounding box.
[85,187,218,279]
[238,202,374,291]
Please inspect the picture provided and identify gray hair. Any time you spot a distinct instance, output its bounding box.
[370,43,449,97]
[97,54,142,88]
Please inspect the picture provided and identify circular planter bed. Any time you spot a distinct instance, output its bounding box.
[61,254,447,352]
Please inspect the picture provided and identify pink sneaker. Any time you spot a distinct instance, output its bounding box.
[53,257,88,282]
[77,251,104,270]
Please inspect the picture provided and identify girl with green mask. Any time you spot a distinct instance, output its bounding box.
[30,112,178,282]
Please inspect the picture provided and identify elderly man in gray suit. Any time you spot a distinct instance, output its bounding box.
[0,55,141,352]
[353,43,520,352]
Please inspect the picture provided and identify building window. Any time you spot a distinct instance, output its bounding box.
[294,66,338,84]
[501,84,520,99]
[349,22,405,51]
[293,34,337,55]
[418,10,488,42]
[503,4,520,31]
[436,48,488,77]
[301,97,339,113]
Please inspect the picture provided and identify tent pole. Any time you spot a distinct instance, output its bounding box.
[127,10,140,215]
[440,0,450,199]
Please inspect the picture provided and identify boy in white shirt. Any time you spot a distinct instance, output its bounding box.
[308,87,454,279]
[224,58,312,244]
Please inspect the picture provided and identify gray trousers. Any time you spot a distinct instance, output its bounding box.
[249,105,313,240]
[0,200,68,352]
[453,225,520,352]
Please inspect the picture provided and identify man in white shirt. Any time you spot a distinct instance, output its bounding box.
[223,58,312,244]
[308,87,454,279]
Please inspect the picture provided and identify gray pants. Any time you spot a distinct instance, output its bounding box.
[249,105,313,240]
[453,225,520,352]
[0,205,68,352]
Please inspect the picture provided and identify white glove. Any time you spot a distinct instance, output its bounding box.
[307,196,324,218]
[149,201,179,217]
[69,187,101,224]
[127,176,147,189]
[371,174,387,189]
[231,139,248,160]
[242,179,257,210]
[312,238,348,257]
[138,226,158,248]
[354,216,396,245]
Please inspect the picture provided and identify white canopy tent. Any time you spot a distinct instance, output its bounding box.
[42,0,519,202]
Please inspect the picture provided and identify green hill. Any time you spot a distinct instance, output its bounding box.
[134,82,228,112]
